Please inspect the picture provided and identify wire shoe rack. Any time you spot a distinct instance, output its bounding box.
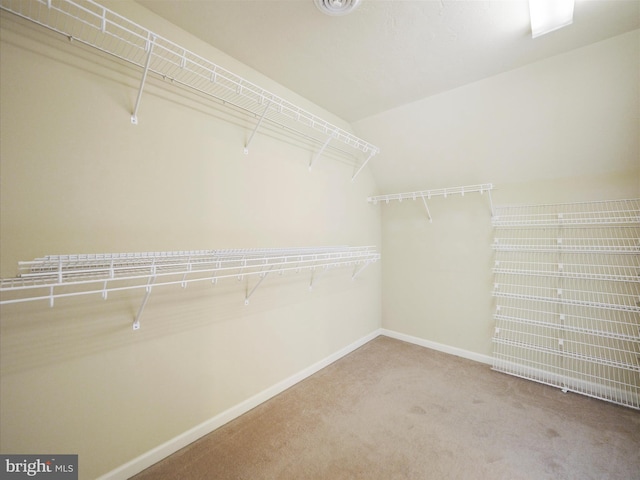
[491,198,640,409]
[0,246,380,329]
[0,0,380,180]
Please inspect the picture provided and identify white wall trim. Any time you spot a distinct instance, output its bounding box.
[380,329,493,365]
[97,329,381,480]
[99,328,492,479]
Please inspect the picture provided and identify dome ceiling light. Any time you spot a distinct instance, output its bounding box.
[314,0,362,16]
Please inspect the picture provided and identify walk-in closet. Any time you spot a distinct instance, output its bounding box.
[1,1,638,479]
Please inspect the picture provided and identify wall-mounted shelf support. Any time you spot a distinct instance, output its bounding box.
[131,33,156,125]
[351,261,371,281]
[351,150,375,182]
[368,183,494,222]
[244,266,273,305]
[485,188,495,217]
[244,101,271,154]
[0,246,380,329]
[0,0,380,179]
[133,285,152,330]
[309,131,335,171]
[132,265,156,330]
[420,195,433,223]
[309,265,329,291]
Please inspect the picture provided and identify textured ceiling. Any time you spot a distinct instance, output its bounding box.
[136,0,639,123]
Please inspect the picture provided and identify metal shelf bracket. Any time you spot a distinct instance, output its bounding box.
[245,266,273,305]
[244,101,272,154]
[352,261,371,280]
[132,287,151,330]
[309,131,336,171]
[131,33,156,125]
[309,265,329,291]
[133,268,156,330]
[351,150,376,182]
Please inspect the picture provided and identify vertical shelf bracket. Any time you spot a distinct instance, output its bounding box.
[131,33,156,125]
[352,261,371,281]
[244,101,272,154]
[486,187,495,217]
[133,264,156,330]
[133,285,152,330]
[420,195,433,223]
[351,150,376,182]
[309,131,336,171]
[309,265,330,291]
[245,267,273,305]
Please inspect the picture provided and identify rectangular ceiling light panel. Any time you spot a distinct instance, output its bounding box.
[529,0,575,38]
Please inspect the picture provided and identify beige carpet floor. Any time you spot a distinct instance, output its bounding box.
[131,336,640,480]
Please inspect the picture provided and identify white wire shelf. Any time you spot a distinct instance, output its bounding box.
[0,0,379,180]
[493,300,640,409]
[492,337,639,409]
[493,228,640,254]
[0,246,380,329]
[493,254,640,283]
[492,335,638,373]
[367,183,494,222]
[493,279,640,312]
[492,198,640,227]
[495,302,639,343]
[493,360,639,409]
[493,304,640,410]
[492,198,640,409]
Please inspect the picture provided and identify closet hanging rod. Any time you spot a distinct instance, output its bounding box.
[368,183,494,222]
[0,0,380,173]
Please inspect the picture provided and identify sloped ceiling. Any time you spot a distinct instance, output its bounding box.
[137,0,639,123]
[136,1,639,193]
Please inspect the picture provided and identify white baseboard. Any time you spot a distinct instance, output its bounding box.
[97,329,381,480]
[379,329,493,365]
[99,329,493,479]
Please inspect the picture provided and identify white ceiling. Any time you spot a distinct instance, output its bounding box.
[136,0,639,123]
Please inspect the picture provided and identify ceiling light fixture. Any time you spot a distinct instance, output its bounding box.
[529,0,575,38]
[314,0,362,16]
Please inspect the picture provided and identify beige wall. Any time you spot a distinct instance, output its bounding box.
[2,2,638,477]
[0,4,381,479]
[355,30,639,357]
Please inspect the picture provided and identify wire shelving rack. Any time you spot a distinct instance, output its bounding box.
[0,246,380,329]
[0,0,380,180]
[491,198,640,410]
[367,183,494,222]
[492,198,640,227]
